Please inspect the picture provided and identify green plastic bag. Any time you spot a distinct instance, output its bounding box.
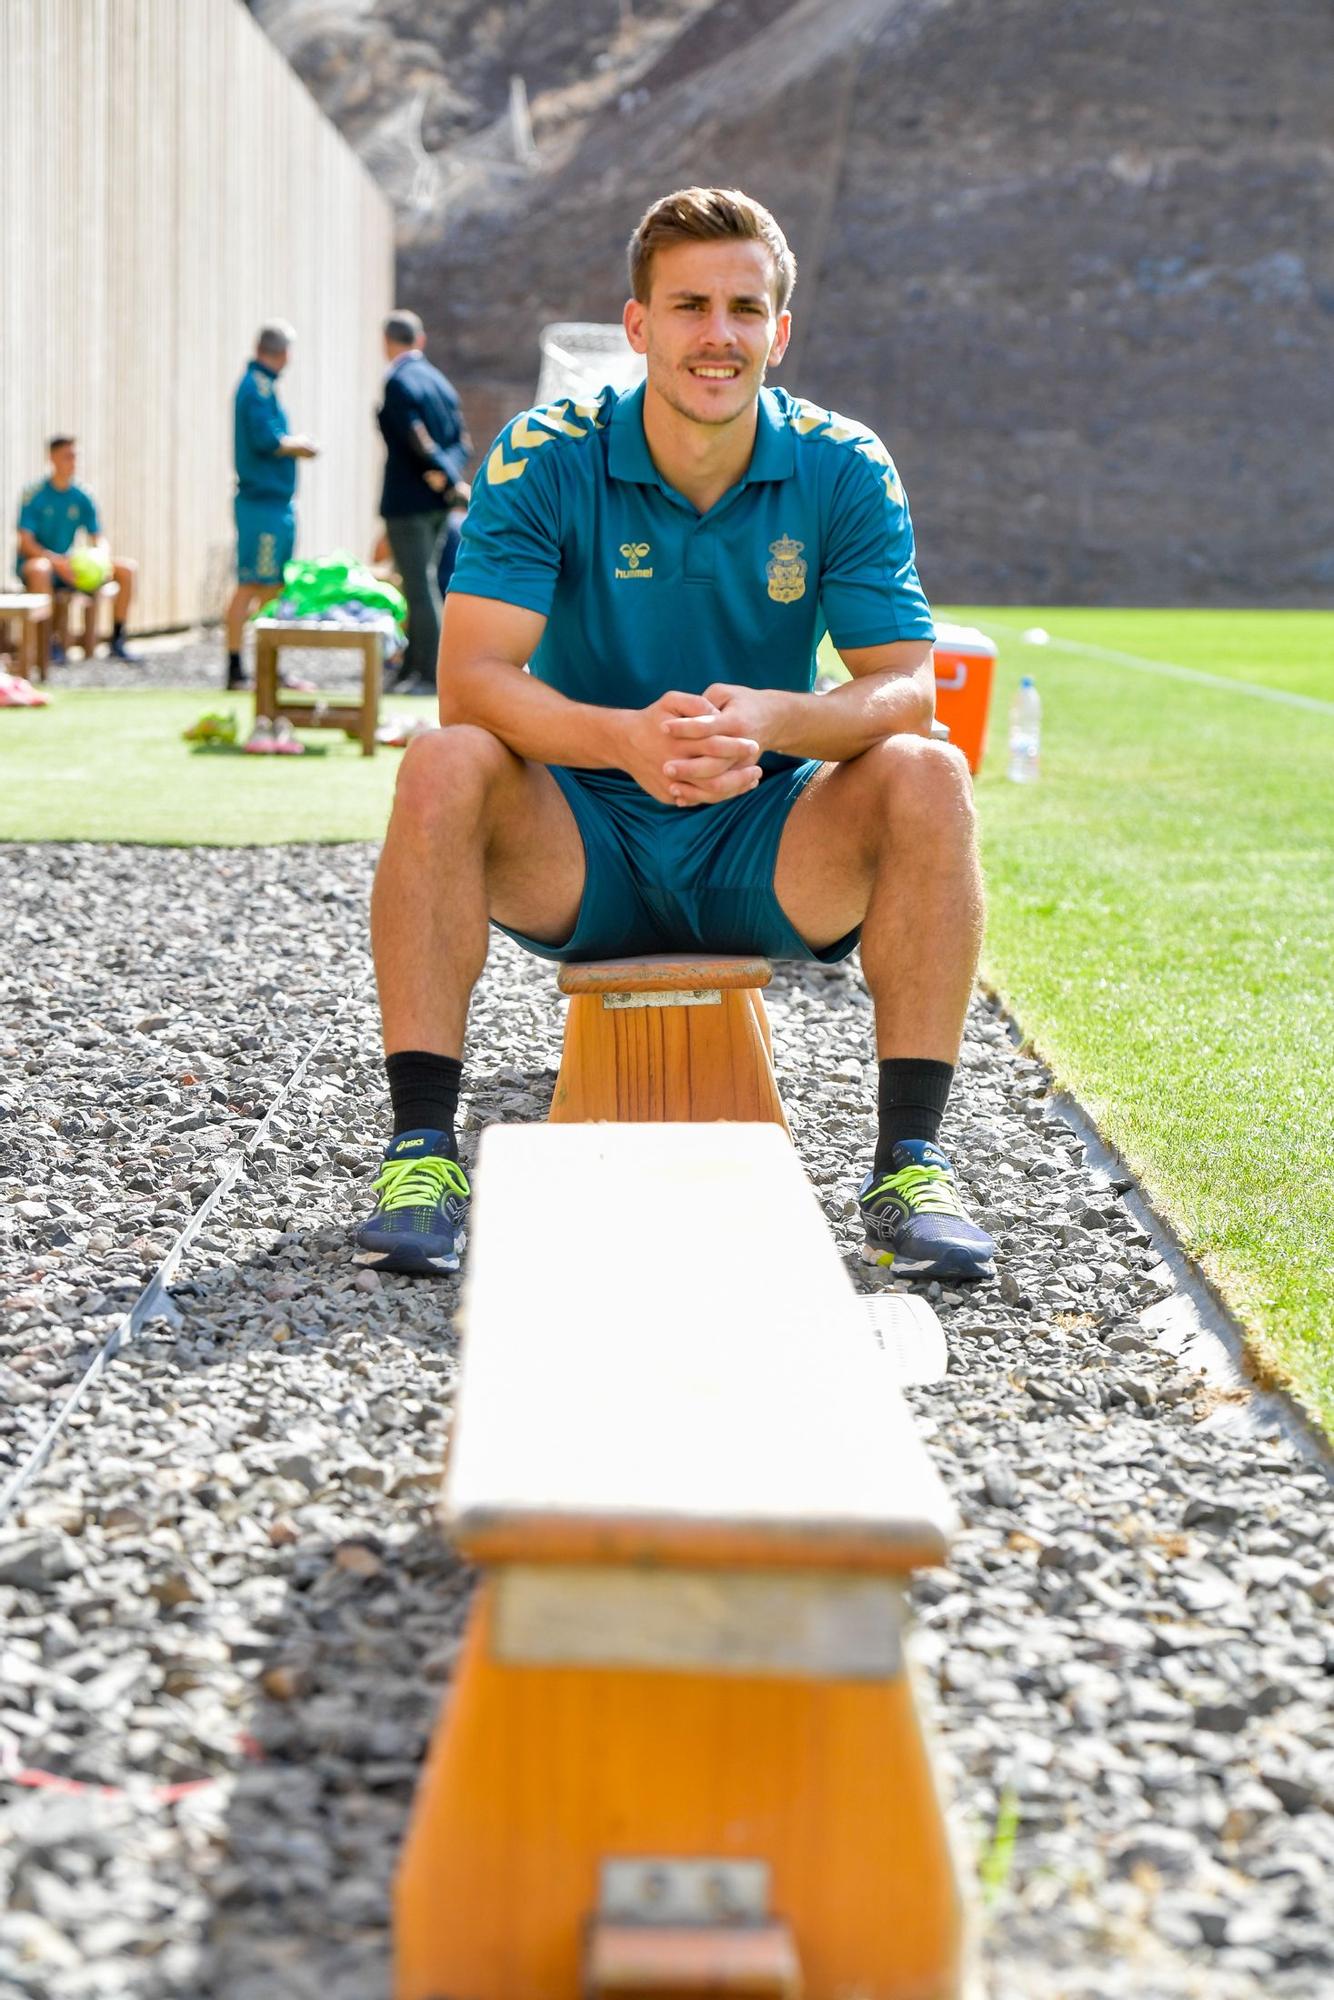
[273,550,407,626]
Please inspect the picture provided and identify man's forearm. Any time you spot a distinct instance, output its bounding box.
[440,658,628,770]
[763,667,934,763]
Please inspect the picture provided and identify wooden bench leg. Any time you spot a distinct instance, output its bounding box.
[397,1584,962,2000]
[254,627,278,723]
[360,632,381,755]
[34,608,50,683]
[549,985,787,1129]
[79,589,100,659]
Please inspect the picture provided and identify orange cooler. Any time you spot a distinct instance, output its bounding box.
[932,619,997,772]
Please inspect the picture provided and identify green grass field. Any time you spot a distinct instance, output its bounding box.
[0,686,430,844]
[954,608,1333,1431]
[3,611,1331,1427]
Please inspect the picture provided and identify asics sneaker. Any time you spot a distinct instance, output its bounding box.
[858,1139,996,1281]
[354,1129,470,1276]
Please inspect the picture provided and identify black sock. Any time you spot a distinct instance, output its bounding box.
[227,649,243,683]
[386,1051,463,1147]
[112,620,124,641]
[874,1058,954,1175]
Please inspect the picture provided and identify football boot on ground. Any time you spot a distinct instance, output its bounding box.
[182,710,238,745]
[858,1138,996,1281]
[354,1129,470,1276]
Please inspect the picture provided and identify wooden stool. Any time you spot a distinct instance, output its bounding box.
[252,618,384,757]
[0,594,52,682]
[396,1122,966,2000]
[550,954,787,1131]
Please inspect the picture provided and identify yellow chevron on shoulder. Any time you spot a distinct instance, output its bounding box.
[791,399,904,502]
[530,396,605,440]
[486,396,605,485]
[853,431,904,503]
[487,441,529,485]
[791,398,828,436]
[789,399,864,445]
[508,417,556,452]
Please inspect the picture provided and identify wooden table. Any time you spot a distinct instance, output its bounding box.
[0,594,51,681]
[252,618,384,757]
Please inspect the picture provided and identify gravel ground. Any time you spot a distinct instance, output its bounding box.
[1,840,1330,2000]
[39,630,398,698]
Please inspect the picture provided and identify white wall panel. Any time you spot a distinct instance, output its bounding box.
[0,0,395,630]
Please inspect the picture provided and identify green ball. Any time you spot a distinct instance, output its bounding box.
[69,547,111,592]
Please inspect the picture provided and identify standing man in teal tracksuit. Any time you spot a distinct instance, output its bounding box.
[355,187,995,1286]
[223,321,318,690]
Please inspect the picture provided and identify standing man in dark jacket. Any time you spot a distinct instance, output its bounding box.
[377,311,471,694]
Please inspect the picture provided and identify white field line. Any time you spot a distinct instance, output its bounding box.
[0,982,368,1524]
[981,617,1334,717]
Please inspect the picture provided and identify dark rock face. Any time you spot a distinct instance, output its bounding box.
[252,0,1334,604]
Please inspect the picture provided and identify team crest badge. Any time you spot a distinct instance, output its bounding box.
[766,535,807,603]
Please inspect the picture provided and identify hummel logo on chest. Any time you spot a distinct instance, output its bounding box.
[615,541,653,579]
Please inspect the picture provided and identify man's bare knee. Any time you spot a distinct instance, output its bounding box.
[392,724,515,833]
[847,736,974,853]
[872,734,972,806]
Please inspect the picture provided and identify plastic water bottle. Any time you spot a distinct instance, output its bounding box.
[1007,675,1041,783]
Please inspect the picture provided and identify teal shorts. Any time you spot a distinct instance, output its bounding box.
[235,498,294,585]
[497,759,860,965]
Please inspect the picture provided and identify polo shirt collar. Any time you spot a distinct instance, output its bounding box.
[608,382,795,491]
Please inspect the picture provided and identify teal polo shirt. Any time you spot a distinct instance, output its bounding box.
[450,381,934,773]
[17,478,100,567]
[233,359,296,505]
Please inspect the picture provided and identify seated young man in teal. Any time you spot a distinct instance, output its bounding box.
[16,436,138,663]
[357,186,995,1283]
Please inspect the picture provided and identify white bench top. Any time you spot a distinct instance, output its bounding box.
[446,1123,956,1573]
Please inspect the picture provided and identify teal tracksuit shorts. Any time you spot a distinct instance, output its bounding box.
[497,758,860,966]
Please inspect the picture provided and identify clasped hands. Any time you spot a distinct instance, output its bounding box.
[623,685,779,808]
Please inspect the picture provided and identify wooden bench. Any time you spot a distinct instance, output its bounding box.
[550,954,788,1131]
[396,1122,965,2000]
[0,594,51,681]
[252,618,384,757]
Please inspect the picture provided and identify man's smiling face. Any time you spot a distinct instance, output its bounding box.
[624,238,791,430]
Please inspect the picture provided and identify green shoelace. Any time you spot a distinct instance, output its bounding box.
[373,1156,470,1213]
[865,1164,964,1214]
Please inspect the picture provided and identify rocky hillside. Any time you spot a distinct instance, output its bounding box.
[250,0,1334,604]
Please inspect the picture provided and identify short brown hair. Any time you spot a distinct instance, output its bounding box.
[628,187,797,311]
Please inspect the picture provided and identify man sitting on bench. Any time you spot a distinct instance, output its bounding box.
[15,436,138,664]
[356,185,996,1285]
